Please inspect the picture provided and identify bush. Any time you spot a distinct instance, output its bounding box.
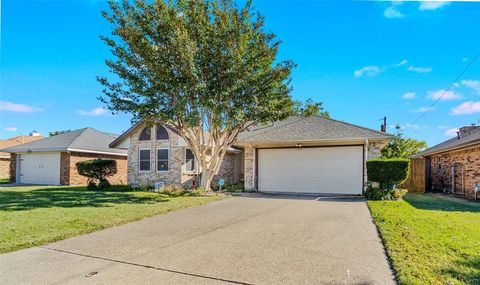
[98,179,111,190]
[189,187,207,196]
[162,184,186,196]
[87,180,97,191]
[364,182,408,200]
[367,159,409,188]
[76,159,117,188]
[223,183,244,192]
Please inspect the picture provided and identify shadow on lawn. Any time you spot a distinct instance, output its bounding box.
[441,257,480,284]
[404,193,480,213]
[0,187,168,211]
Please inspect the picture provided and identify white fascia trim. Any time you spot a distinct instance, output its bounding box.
[67,148,128,157]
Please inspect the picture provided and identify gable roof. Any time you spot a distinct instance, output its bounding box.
[0,135,44,158]
[413,127,480,157]
[1,128,127,156]
[236,116,392,144]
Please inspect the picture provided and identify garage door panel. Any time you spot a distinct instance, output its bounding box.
[20,153,61,185]
[258,147,363,194]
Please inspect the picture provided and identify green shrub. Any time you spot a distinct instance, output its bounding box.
[76,159,117,188]
[98,179,111,190]
[189,187,207,196]
[87,180,97,191]
[364,182,408,200]
[223,183,244,192]
[367,159,409,188]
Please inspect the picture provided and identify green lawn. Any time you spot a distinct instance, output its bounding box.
[368,193,480,285]
[0,185,223,253]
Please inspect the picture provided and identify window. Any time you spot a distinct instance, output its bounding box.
[139,127,151,141]
[185,148,195,172]
[156,125,169,140]
[157,149,169,172]
[139,149,151,172]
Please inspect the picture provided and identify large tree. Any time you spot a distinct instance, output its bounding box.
[381,125,427,159]
[98,0,294,190]
[291,98,329,118]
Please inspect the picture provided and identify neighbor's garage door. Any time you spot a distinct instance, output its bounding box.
[19,153,61,185]
[258,146,363,194]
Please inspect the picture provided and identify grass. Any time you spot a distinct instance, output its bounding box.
[0,185,223,253]
[368,193,480,285]
[0,178,11,184]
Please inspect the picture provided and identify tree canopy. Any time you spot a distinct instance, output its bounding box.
[291,98,329,118]
[381,125,427,159]
[98,0,295,189]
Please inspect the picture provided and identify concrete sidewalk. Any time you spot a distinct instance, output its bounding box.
[0,194,395,285]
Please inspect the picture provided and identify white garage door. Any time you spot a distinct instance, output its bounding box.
[19,153,61,185]
[258,146,363,194]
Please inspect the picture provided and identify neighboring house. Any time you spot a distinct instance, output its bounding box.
[111,116,391,194]
[1,128,127,185]
[411,126,480,199]
[0,132,43,179]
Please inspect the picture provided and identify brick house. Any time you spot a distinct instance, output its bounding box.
[0,133,44,180]
[412,126,480,199]
[2,128,127,185]
[110,116,391,194]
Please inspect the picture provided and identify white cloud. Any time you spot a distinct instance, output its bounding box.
[461,80,480,95]
[411,106,435,113]
[0,101,43,113]
[451,101,480,115]
[419,1,450,11]
[444,128,459,137]
[76,107,109,116]
[394,59,408,67]
[4,127,18,131]
[408,66,432,73]
[437,125,450,130]
[354,66,382,78]
[427,89,462,101]
[384,6,404,18]
[402,92,416,99]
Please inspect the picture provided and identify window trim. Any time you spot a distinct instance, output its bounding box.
[138,148,151,173]
[156,125,169,141]
[184,148,196,173]
[156,147,170,173]
[139,127,151,141]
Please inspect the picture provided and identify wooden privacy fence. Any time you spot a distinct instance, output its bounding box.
[403,157,426,193]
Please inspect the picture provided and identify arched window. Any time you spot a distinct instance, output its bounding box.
[156,125,169,140]
[139,127,151,141]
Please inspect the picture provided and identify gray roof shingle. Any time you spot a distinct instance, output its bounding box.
[413,127,480,157]
[236,116,391,143]
[1,128,127,155]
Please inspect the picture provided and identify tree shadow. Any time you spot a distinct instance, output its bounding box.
[404,193,480,213]
[441,257,480,284]
[0,187,169,211]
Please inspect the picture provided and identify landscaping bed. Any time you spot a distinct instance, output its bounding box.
[0,185,223,253]
[368,193,480,285]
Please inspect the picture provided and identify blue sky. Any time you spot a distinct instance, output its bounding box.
[1,0,479,146]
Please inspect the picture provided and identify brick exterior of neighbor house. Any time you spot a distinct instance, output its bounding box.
[8,152,127,186]
[63,152,128,186]
[429,145,480,199]
[0,158,10,179]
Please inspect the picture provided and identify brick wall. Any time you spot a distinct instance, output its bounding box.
[67,152,128,185]
[0,157,10,179]
[430,145,480,199]
[60,152,70,185]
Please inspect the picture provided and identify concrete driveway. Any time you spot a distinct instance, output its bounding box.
[0,194,395,285]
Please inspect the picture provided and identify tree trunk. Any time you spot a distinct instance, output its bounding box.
[200,168,215,192]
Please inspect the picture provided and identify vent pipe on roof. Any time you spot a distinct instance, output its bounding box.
[457,131,461,140]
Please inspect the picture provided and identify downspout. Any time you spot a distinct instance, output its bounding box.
[364,139,369,193]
